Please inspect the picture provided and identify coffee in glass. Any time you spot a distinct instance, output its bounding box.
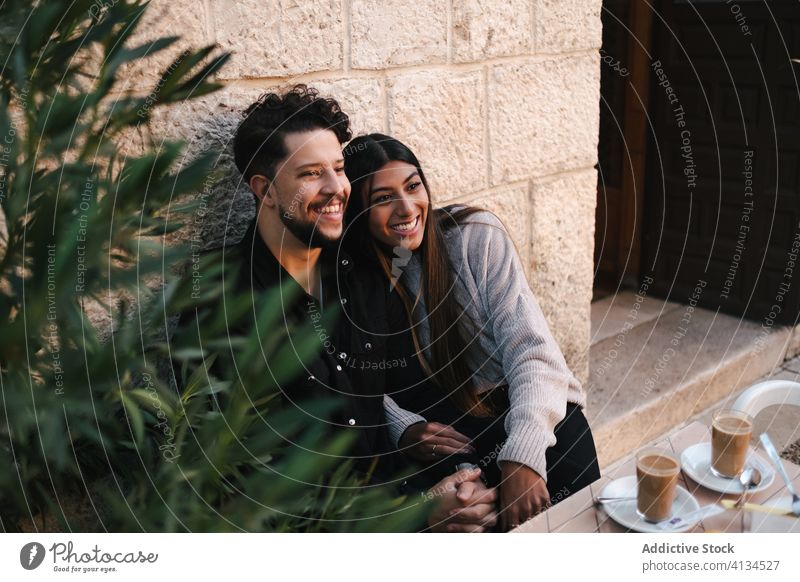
[711,409,753,478]
[636,448,681,522]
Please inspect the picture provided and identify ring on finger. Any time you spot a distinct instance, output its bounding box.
[432,444,437,456]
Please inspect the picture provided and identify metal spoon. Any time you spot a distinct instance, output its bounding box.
[759,433,800,517]
[594,496,636,504]
[735,467,762,507]
[592,496,637,514]
[736,467,762,533]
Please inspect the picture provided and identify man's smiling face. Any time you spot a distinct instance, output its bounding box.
[270,128,351,248]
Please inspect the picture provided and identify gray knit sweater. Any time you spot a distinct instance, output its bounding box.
[382,209,587,482]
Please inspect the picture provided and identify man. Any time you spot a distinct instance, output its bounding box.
[227,85,496,532]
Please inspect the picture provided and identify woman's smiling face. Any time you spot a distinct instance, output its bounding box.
[366,160,429,251]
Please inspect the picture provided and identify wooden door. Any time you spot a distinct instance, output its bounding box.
[641,0,800,324]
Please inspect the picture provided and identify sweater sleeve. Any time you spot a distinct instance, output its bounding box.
[459,213,576,482]
[383,394,427,447]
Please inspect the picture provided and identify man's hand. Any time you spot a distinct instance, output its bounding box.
[499,461,550,531]
[426,467,497,532]
[399,422,474,462]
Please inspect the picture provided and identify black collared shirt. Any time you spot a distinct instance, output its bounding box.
[228,221,394,478]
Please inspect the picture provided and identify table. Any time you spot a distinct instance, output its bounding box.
[513,421,800,533]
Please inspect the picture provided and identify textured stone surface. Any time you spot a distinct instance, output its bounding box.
[388,70,486,198]
[452,0,532,63]
[784,355,800,374]
[448,183,531,275]
[310,78,386,136]
[783,438,800,465]
[591,291,683,345]
[534,0,603,53]
[786,324,800,362]
[530,169,598,383]
[145,84,268,250]
[211,0,343,79]
[351,0,447,69]
[119,0,210,91]
[489,53,600,184]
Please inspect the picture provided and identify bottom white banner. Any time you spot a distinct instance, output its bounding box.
[0,533,797,581]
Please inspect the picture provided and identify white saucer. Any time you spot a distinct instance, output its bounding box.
[599,475,700,533]
[680,442,774,494]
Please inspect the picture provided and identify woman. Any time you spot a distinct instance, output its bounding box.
[343,134,600,531]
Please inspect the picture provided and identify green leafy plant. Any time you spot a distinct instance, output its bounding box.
[0,0,426,532]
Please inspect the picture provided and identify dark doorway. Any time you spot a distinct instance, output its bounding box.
[596,0,652,296]
[596,0,800,325]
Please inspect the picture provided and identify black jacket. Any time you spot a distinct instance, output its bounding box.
[178,220,395,480]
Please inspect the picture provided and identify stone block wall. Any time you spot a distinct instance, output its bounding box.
[122,0,603,383]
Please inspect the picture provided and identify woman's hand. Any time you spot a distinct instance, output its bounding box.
[499,461,550,531]
[427,467,498,532]
[398,421,475,462]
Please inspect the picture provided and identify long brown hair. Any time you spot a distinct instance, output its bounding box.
[343,134,494,417]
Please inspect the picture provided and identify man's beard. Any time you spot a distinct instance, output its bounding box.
[278,201,340,249]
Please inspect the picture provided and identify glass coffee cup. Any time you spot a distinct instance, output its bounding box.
[710,409,753,478]
[636,447,681,522]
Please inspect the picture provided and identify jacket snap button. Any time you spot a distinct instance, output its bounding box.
[339,352,347,360]
[341,259,349,266]
[336,365,342,371]
[340,297,348,305]
[364,342,373,351]
[307,374,315,382]
[348,418,356,426]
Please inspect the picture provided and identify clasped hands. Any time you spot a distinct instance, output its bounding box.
[402,422,550,532]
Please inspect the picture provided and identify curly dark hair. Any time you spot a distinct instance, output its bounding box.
[233,84,352,183]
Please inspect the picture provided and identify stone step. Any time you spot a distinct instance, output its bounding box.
[587,296,793,468]
[590,290,683,345]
